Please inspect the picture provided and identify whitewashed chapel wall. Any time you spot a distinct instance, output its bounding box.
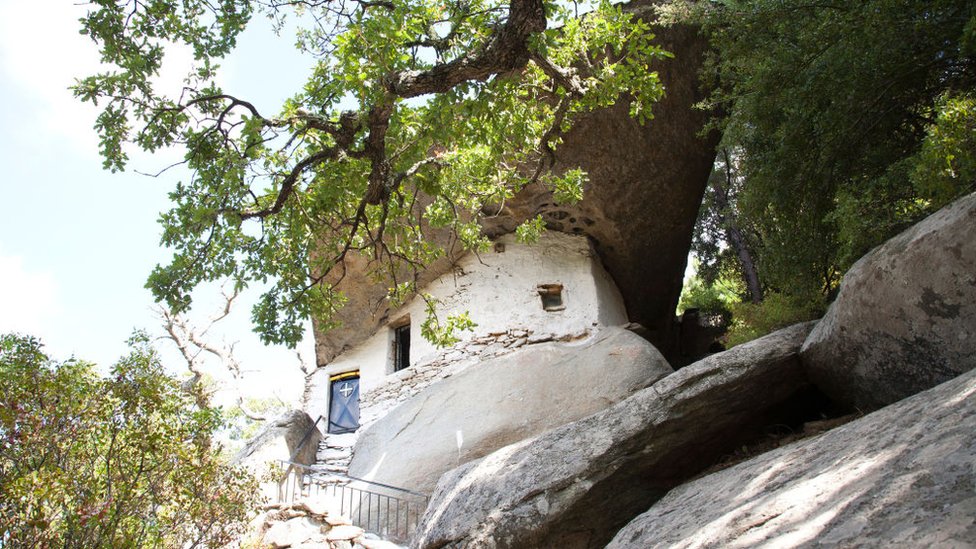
[303,231,627,425]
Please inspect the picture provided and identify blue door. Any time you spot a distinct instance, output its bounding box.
[329,373,360,434]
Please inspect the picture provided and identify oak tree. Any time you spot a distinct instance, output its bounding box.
[75,0,669,345]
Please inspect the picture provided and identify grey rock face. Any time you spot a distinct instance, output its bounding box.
[541,13,719,355]
[801,191,976,412]
[235,410,323,469]
[347,327,673,494]
[414,322,817,549]
[607,365,976,549]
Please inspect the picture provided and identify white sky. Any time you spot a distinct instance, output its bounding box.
[0,0,317,405]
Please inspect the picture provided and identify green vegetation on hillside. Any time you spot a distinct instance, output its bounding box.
[671,0,976,345]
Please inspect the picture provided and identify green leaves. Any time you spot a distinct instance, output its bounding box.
[685,0,976,298]
[532,1,668,122]
[75,1,252,171]
[419,297,477,346]
[515,214,547,243]
[551,168,587,205]
[912,93,976,203]
[76,0,668,346]
[0,333,257,547]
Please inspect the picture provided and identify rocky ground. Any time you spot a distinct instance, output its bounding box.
[244,498,407,549]
[607,366,976,548]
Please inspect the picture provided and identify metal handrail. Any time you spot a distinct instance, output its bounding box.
[273,415,430,542]
[276,460,429,543]
[279,460,430,499]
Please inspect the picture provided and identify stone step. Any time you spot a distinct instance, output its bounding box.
[314,462,351,473]
[317,447,352,461]
[318,464,350,474]
[317,454,352,465]
[319,432,357,449]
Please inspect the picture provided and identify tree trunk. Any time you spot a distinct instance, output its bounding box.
[715,149,763,303]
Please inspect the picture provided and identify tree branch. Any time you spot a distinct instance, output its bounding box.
[385,0,546,97]
[238,147,342,219]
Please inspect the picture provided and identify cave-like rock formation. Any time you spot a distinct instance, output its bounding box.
[313,7,718,364]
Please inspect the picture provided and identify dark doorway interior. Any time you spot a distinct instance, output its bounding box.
[394,324,411,371]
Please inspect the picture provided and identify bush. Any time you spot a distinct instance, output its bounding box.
[911,92,976,204]
[677,266,740,322]
[724,292,824,348]
[0,333,258,548]
[832,93,976,271]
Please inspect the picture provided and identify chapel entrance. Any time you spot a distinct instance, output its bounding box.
[328,371,360,434]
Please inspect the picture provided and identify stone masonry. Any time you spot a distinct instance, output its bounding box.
[314,326,590,475]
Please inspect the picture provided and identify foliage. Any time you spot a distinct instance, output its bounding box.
[419,296,477,346]
[692,159,739,286]
[724,292,823,348]
[670,0,976,298]
[911,92,976,203]
[676,260,739,320]
[0,333,257,548]
[223,396,290,443]
[690,148,763,302]
[75,0,669,346]
[514,214,547,244]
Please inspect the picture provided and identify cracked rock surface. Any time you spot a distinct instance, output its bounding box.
[607,365,976,549]
[802,191,976,411]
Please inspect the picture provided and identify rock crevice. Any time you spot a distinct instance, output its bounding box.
[414,321,820,548]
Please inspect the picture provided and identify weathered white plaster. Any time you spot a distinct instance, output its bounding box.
[304,231,627,424]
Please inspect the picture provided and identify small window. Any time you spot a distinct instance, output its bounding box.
[393,323,411,371]
[537,283,564,311]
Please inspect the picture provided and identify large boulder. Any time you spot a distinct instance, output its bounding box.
[414,322,818,549]
[608,365,976,548]
[801,191,976,412]
[235,410,323,468]
[347,327,672,494]
[234,410,323,500]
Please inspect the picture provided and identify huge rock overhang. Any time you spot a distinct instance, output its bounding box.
[312,6,718,365]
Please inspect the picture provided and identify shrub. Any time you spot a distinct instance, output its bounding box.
[0,333,258,548]
[677,268,740,322]
[911,92,976,205]
[724,292,824,348]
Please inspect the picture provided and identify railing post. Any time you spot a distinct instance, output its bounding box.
[274,460,429,543]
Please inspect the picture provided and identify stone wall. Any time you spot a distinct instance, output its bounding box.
[315,327,590,476]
